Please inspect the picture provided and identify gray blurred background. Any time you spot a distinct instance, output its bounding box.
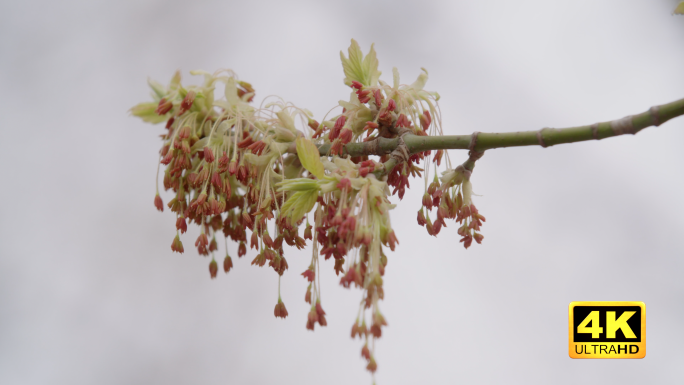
[1,0,683,384]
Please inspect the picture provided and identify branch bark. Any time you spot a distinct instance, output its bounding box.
[319,97,684,158]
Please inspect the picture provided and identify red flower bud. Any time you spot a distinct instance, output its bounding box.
[250,231,259,250]
[178,126,191,139]
[361,344,371,361]
[396,113,411,128]
[247,140,266,155]
[366,357,377,373]
[473,232,484,244]
[417,208,426,226]
[431,218,443,236]
[357,89,371,103]
[155,98,173,115]
[432,149,443,166]
[334,115,347,129]
[154,194,164,212]
[274,300,289,319]
[422,192,433,210]
[178,91,195,115]
[251,251,266,267]
[420,110,432,131]
[241,211,253,228]
[363,121,379,138]
[180,140,190,154]
[339,128,353,144]
[315,301,326,317]
[373,89,384,107]
[160,152,173,165]
[218,151,229,167]
[305,284,312,304]
[432,189,443,207]
[301,266,315,282]
[223,255,233,273]
[330,139,344,156]
[195,233,208,248]
[171,235,184,253]
[337,178,352,192]
[203,147,215,163]
[237,136,254,149]
[176,216,187,233]
[461,234,473,249]
[304,222,312,240]
[209,259,218,279]
[228,160,238,175]
[308,308,319,324]
[387,99,396,112]
[351,323,360,338]
[385,230,398,251]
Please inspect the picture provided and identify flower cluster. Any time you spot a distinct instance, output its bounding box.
[131,39,486,382]
[418,162,486,248]
[277,153,395,369]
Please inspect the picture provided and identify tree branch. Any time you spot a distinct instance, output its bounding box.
[320,97,684,158]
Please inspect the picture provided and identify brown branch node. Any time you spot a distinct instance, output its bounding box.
[650,106,661,127]
[365,138,379,155]
[468,131,481,151]
[591,123,600,140]
[610,116,635,135]
[389,128,411,164]
[468,149,485,162]
[536,128,549,148]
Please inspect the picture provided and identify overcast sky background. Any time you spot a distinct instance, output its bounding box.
[1,1,683,384]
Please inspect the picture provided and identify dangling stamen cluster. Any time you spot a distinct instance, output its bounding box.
[418,149,487,248]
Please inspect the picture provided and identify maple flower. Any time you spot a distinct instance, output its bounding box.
[223,255,233,273]
[171,234,184,253]
[366,356,377,373]
[274,299,289,319]
[301,266,315,282]
[154,194,164,212]
[209,259,218,279]
[361,344,371,360]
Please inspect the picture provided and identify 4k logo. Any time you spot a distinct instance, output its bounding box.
[569,301,646,359]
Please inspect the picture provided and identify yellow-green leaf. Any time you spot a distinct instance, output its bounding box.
[675,2,684,14]
[130,102,168,124]
[277,178,320,192]
[147,78,166,99]
[169,70,182,90]
[295,137,325,179]
[340,39,382,87]
[281,189,318,223]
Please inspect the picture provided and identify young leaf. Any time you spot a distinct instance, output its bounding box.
[277,178,320,192]
[169,70,181,90]
[340,39,382,87]
[675,2,684,15]
[147,78,167,99]
[130,102,168,124]
[281,189,319,223]
[296,137,325,179]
